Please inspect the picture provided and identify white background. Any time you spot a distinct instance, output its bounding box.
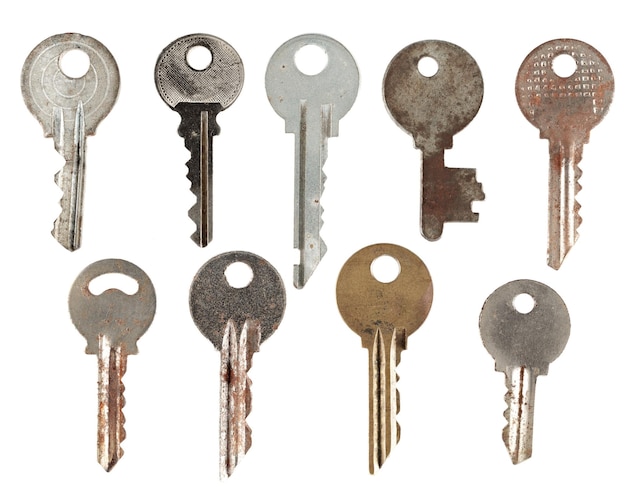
[2,1,623,498]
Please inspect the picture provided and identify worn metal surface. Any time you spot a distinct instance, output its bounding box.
[383,40,484,241]
[516,39,614,270]
[189,251,286,479]
[266,34,359,289]
[479,279,570,464]
[69,259,156,471]
[155,34,244,247]
[22,33,119,251]
[336,243,433,474]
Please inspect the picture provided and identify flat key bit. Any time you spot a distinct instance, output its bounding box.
[479,279,570,464]
[22,33,119,251]
[383,40,484,241]
[69,259,156,471]
[155,34,244,247]
[336,243,433,473]
[189,251,286,478]
[516,39,614,269]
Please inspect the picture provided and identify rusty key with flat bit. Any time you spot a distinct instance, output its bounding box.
[189,251,286,479]
[69,259,156,471]
[516,39,614,269]
[383,40,485,241]
[337,243,433,473]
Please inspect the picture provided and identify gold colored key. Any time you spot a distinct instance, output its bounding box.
[336,243,433,473]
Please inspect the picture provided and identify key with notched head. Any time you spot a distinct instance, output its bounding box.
[516,39,614,270]
[266,34,359,289]
[383,40,485,241]
[155,34,244,247]
[479,280,570,464]
[189,251,286,479]
[21,33,120,251]
[69,259,156,471]
[336,243,433,473]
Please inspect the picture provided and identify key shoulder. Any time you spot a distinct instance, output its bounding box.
[69,259,157,355]
[21,33,120,137]
[479,279,570,375]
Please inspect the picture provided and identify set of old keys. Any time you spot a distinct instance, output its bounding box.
[21,32,608,474]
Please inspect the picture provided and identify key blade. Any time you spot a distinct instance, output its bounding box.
[219,319,260,479]
[97,335,127,472]
[503,366,537,464]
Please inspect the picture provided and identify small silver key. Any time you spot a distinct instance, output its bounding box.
[479,279,570,464]
[189,251,286,478]
[69,259,156,471]
[266,34,359,289]
[516,39,614,269]
[22,33,119,251]
[383,40,485,241]
[336,243,433,473]
[155,34,244,247]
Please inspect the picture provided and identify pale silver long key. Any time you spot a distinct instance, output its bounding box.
[22,33,120,251]
[516,39,614,269]
[479,279,570,464]
[189,251,286,478]
[69,259,156,471]
[337,243,433,473]
[266,34,359,288]
[155,34,244,247]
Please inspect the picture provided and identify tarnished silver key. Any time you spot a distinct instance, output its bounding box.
[69,259,156,471]
[22,33,119,251]
[516,39,614,269]
[266,34,359,289]
[189,251,286,478]
[383,40,485,241]
[155,34,244,247]
[336,243,433,473]
[479,279,570,464]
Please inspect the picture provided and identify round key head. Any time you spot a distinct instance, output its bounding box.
[69,259,157,355]
[383,40,483,152]
[265,33,359,120]
[155,34,244,109]
[21,33,120,137]
[516,39,614,141]
[479,280,570,375]
[336,244,433,340]
[189,251,286,348]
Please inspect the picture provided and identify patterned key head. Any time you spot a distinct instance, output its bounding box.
[21,33,120,137]
[336,244,433,342]
[189,251,286,349]
[155,34,244,109]
[479,280,570,375]
[383,40,483,152]
[69,259,157,355]
[516,39,614,142]
[265,33,359,123]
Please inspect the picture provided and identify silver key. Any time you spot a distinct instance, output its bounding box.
[22,33,120,251]
[69,259,156,471]
[266,34,359,288]
[383,40,484,241]
[516,39,614,269]
[189,251,286,478]
[155,34,244,247]
[479,279,570,464]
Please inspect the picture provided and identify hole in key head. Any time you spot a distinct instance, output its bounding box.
[370,255,401,283]
[224,261,253,289]
[552,53,577,78]
[417,56,439,77]
[88,273,139,295]
[186,45,213,71]
[512,293,535,314]
[294,44,328,75]
[59,49,90,78]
